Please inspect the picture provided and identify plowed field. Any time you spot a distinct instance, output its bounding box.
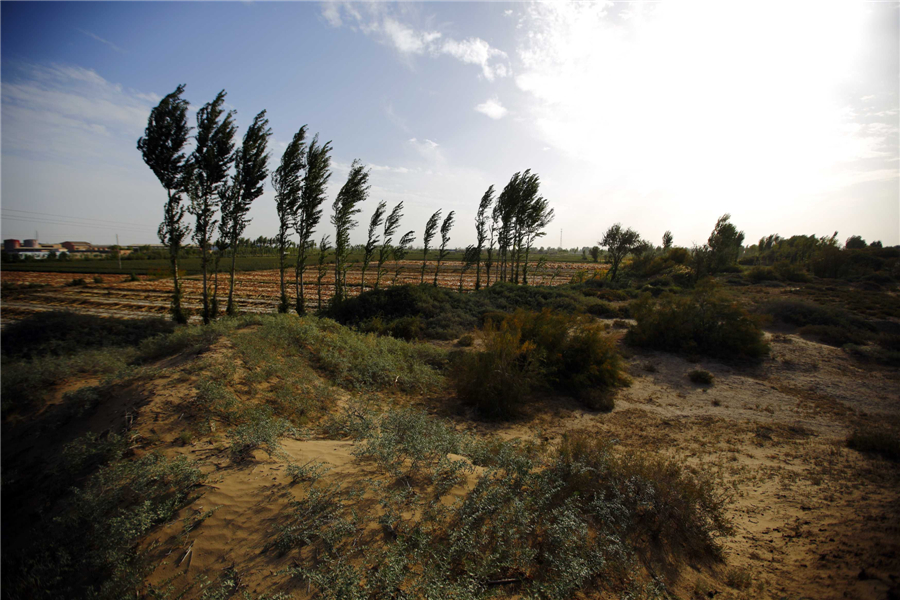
[1,261,597,324]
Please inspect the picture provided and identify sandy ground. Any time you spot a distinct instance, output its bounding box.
[5,326,898,599]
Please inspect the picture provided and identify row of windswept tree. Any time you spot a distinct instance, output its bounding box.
[138,85,556,324]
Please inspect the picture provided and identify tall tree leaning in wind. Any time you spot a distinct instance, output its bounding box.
[223,110,271,315]
[188,90,237,325]
[272,126,307,313]
[331,159,370,304]
[295,135,332,314]
[433,211,455,287]
[484,203,499,287]
[360,200,386,293]
[374,202,403,290]
[421,210,441,284]
[474,185,494,290]
[495,172,521,283]
[393,230,415,285]
[315,235,331,311]
[521,194,554,285]
[137,84,191,324]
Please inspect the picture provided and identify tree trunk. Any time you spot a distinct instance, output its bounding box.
[201,244,209,325]
[170,251,186,324]
[278,240,288,313]
[226,245,238,315]
[522,246,530,285]
[299,259,306,314]
[475,250,482,290]
[295,249,307,315]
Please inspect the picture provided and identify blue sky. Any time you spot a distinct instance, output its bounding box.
[2,1,898,248]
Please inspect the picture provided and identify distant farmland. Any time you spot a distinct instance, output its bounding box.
[0,261,601,323]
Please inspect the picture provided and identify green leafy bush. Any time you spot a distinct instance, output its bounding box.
[228,407,299,461]
[847,427,900,461]
[4,452,203,600]
[453,310,628,417]
[457,333,475,347]
[288,417,730,599]
[1,348,127,413]
[2,311,175,359]
[687,369,714,385]
[326,282,594,341]
[452,318,539,418]
[626,282,769,360]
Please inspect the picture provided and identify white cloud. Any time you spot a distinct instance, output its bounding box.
[515,1,895,212]
[321,2,342,27]
[382,18,441,54]
[322,3,510,81]
[77,28,124,53]
[440,38,508,81]
[474,97,508,119]
[2,63,156,165]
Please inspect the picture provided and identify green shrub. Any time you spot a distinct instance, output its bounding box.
[773,261,811,282]
[586,301,617,317]
[687,369,714,385]
[4,452,203,600]
[288,419,730,599]
[388,315,424,341]
[452,318,539,419]
[453,310,628,418]
[626,282,769,360]
[457,333,475,347]
[555,431,732,557]
[1,348,127,413]
[65,277,87,287]
[233,315,445,393]
[2,311,175,359]
[326,282,594,341]
[228,407,298,461]
[745,265,779,283]
[798,324,868,347]
[93,275,104,284]
[847,428,900,461]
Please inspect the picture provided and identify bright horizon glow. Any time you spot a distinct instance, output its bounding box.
[2,1,897,249]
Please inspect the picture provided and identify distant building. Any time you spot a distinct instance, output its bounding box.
[62,241,93,252]
[4,239,21,252]
[22,239,39,248]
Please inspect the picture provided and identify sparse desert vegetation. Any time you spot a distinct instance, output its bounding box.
[3,255,900,599]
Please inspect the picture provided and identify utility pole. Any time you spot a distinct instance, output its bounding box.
[559,229,562,250]
[116,233,122,270]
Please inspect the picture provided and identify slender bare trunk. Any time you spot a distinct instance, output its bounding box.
[226,247,238,315]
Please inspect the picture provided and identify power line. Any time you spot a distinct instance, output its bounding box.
[2,208,152,228]
[1,215,154,234]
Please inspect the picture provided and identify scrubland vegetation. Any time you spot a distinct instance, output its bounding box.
[4,236,900,598]
[2,81,899,600]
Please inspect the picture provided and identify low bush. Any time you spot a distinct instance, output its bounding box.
[626,282,769,360]
[2,311,175,359]
[847,427,900,462]
[1,348,127,413]
[452,318,539,419]
[288,417,730,599]
[798,324,868,347]
[93,275,104,284]
[688,369,714,385]
[228,407,299,461]
[3,451,203,600]
[65,277,87,287]
[744,265,779,283]
[453,309,629,418]
[457,333,475,347]
[761,299,877,348]
[326,282,595,341]
[233,315,445,393]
